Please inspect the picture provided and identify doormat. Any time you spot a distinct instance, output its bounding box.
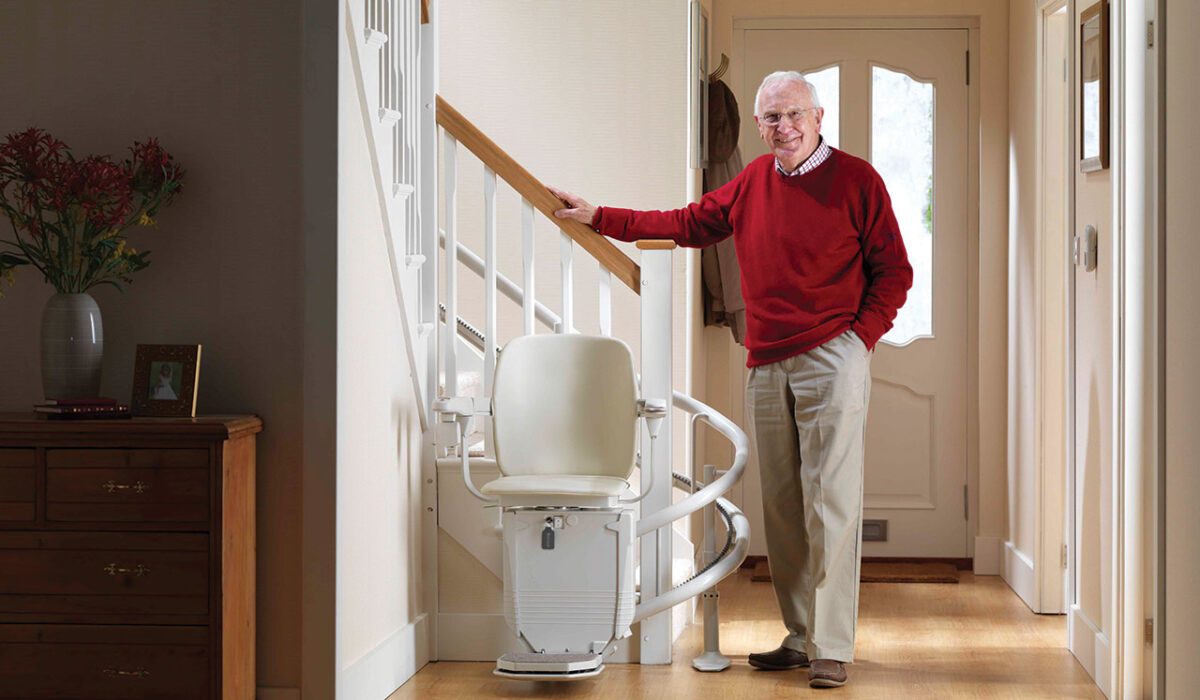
[752,560,960,584]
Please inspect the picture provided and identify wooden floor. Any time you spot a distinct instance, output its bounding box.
[388,571,1104,699]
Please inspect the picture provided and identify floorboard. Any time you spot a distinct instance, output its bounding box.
[387,571,1105,699]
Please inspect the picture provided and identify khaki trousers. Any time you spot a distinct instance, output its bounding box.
[746,329,872,662]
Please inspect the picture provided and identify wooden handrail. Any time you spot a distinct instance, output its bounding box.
[435,95,642,293]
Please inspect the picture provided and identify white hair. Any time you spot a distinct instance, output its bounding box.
[753,71,821,115]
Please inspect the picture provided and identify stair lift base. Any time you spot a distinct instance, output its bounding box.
[496,505,636,680]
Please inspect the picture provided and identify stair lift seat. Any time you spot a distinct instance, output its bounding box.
[436,334,666,680]
[479,474,631,498]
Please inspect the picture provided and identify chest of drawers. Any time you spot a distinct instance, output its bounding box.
[0,414,261,700]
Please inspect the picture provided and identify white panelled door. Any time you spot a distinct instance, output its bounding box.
[740,27,971,556]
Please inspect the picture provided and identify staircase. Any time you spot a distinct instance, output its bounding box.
[345,0,748,667]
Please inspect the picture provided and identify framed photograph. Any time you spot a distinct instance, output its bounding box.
[1079,0,1108,172]
[689,0,709,169]
[131,344,202,417]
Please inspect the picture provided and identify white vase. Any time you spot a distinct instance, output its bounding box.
[40,292,104,399]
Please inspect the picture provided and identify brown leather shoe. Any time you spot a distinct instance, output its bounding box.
[747,646,810,670]
[808,659,848,688]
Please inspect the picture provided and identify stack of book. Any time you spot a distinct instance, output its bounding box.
[34,398,131,420]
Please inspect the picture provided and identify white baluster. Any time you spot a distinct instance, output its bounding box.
[560,232,573,333]
[522,199,536,336]
[378,0,386,111]
[483,167,498,457]
[443,134,458,396]
[599,269,612,336]
[418,0,438,430]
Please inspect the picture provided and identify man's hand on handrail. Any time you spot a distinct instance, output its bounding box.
[549,186,598,227]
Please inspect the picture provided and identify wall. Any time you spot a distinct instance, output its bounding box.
[1164,0,1200,694]
[437,0,689,364]
[1006,0,1071,616]
[705,0,1009,567]
[0,3,323,697]
[1006,0,1040,604]
[302,0,340,696]
[334,9,428,695]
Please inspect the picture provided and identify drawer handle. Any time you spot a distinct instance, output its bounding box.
[101,479,148,494]
[103,563,150,578]
[102,667,151,679]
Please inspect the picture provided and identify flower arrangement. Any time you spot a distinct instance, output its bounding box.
[0,128,184,296]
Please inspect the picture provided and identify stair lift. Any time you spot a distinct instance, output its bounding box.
[435,333,751,680]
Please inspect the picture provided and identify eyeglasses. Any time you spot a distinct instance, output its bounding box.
[759,108,819,126]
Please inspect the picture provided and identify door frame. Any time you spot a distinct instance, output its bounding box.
[732,16,982,560]
[1065,0,1164,695]
[1112,0,1165,696]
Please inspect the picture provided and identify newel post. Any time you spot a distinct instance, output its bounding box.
[637,241,675,664]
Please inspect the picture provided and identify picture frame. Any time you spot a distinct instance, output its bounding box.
[131,344,202,417]
[689,0,709,169]
[1079,0,1108,172]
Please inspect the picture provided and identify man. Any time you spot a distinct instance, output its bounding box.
[550,70,912,689]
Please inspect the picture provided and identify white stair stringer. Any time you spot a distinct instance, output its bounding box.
[345,0,428,430]
[436,456,503,579]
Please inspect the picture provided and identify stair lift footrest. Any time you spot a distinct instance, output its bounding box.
[495,652,604,680]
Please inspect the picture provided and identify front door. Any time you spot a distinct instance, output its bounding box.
[739,26,971,556]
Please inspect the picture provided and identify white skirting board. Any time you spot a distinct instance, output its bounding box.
[256,688,300,700]
[1069,604,1112,699]
[973,535,1002,575]
[337,614,431,700]
[1002,540,1037,611]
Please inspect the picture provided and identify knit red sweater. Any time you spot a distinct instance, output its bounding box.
[594,149,913,367]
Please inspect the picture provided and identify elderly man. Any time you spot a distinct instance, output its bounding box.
[550,70,912,689]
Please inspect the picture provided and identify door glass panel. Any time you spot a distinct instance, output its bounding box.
[871,65,933,345]
[804,65,839,148]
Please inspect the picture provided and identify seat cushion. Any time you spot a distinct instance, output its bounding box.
[480,475,631,498]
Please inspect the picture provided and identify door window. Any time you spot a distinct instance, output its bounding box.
[871,65,934,345]
[804,65,840,149]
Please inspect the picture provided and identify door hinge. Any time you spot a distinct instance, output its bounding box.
[965,50,970,85]
[1147,20,1155,48]
[963,484,969,520]
[1061,544,1068,568]
[1145,618,1154,645]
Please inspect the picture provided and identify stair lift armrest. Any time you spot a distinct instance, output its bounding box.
[621,399,668,504]
[432,396,498,503]
[432,396,492,419]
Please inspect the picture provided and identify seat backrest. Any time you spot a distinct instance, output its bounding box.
[492,334,638,480]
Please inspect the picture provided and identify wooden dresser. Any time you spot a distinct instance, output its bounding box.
[0,414,261,700]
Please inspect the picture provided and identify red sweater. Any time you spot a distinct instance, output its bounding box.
[594,149,913,367]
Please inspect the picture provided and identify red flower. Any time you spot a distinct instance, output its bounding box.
[0,127,184,295]
[128,138,184,197]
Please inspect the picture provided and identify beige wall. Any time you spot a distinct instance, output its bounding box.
[0,2,319,695]
[335,17,427,690]
[1164,0,1200,693]
[1007,0,1040,578]
[1006,0,1071,616]
[705,0,1009,564]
